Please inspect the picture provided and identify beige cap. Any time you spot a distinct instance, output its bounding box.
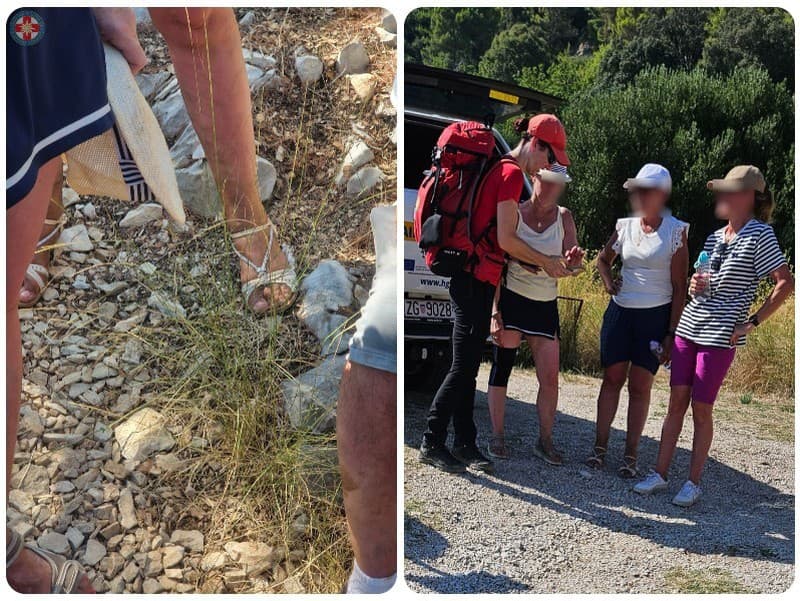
[707,165,766,194]
[64,44,186,225]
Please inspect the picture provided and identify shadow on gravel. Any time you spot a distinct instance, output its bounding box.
[404,515,529,593]
[405,386,794,587]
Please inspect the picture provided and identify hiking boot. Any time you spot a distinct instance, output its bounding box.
[452,444,495,473]
[419,443,466,474]
[487,435,510,460]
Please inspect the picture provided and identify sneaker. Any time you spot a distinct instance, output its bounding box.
[487,435,509,460]
[419,443,466,474]
[672,480,702,507]
[451,444,495,473]
[633,470,668,495]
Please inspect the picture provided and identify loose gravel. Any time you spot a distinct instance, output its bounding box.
[404,365,794,593]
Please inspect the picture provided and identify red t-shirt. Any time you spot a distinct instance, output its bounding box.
[471,159,525,285]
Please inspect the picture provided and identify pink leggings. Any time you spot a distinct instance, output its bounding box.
[669,335,736,404]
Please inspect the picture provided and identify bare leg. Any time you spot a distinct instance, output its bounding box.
[150,8,291,313]
[18,170,64,306]
[623,365,655,460]
[337,361,396,581]
[654,385,692,479]
[527,335,560,448]
[487,330,521,437]
[6,158,94,593]
[592,362,628,450]
[688,401,713,484]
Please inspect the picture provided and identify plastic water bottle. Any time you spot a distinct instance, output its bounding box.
[694,250,711,300]
[650,340,671,371]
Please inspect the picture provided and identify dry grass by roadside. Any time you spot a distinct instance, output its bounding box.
[663,567,752,593]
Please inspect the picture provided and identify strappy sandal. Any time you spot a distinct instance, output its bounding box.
[230,222,298,315]
[618,455,639,479]
[585,445,606,469]
[487,434,509,460]
[6,529,93,593]
[19,215,66,308]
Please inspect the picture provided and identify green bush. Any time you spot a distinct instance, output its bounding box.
[560,65,795,259]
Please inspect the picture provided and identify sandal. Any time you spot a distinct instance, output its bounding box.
[585,445,606,469]
[19,215,66,308]
[533,438,563,466]
[6,529,93,593]
[618,455,639,479]
[230,222,298,315]
[487,435,509,460]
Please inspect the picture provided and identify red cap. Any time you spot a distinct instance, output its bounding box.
[528,114,570,166]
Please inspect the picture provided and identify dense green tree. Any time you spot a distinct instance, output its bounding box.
[562,66,794,257]
[701,8,795,89]
[597,8,712,87]
[478,23,552,82]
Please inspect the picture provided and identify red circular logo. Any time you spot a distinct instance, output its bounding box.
[10,10,45,46]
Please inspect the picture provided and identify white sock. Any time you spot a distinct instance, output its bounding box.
[346,561,396,594]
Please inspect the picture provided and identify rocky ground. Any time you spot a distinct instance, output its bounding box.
[8,8,395,594]
[404,366,794,594]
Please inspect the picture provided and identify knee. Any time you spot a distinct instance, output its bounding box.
[692,404,713,426]
[628,382,652,400]
[603,371,626,393]
[537,369,559,392]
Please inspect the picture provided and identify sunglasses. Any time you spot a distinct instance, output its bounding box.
[534,139,556,164]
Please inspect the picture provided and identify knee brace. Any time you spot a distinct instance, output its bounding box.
[488,346,517,387]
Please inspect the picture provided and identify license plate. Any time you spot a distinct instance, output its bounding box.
[405,299,453,320]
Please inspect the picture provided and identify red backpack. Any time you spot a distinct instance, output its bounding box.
[413,121,516,279]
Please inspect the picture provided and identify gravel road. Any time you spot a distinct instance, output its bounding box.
[404,365,794,593]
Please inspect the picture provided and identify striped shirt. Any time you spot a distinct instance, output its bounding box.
[676,219,786,348]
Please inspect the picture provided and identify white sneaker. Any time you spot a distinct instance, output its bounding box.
[633,470,668,495]
[672,480,702,507]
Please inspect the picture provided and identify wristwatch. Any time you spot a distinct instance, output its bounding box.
[747,314,760,327]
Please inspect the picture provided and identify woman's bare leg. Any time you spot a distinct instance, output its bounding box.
[654,385,692,479]
[688,401,714,484]
[526,335,560,446]
[19,170,64,305]
[150,7,291,313]
[623,365,655,460]
[6,157,95,593]
[592,362,628,451]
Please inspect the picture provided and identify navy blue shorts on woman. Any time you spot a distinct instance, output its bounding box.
[600,299,671,375]
[7,8,113,208]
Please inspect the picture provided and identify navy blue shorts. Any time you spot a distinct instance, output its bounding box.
[6,8,114,208]
[600,300,671,375]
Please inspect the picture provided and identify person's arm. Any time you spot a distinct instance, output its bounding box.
[660,229,690,364]
[560,208,585,272]
[92,8,148,73]
[596,231,621,295]
[490,283,503,343]
[497,200,570,278]
[730,264,794,344]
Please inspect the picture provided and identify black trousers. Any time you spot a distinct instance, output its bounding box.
[423,271,495,448]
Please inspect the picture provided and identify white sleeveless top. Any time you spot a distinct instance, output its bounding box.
[612,215,689,309]
[504,207,564,302]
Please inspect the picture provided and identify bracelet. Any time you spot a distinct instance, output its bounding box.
[748,314,760,327]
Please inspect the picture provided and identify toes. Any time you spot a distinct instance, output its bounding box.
[262,284,292,306]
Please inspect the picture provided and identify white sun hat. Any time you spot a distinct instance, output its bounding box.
[623,163,672,193]
[537,162,572,184]
[63,44,186,224]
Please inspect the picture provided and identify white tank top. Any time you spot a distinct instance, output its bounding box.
[612,215,689,309]
[504,207,564,302]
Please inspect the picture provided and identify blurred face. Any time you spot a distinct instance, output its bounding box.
[629,187,668,217]
[714,189,755,220]
[534,176,564,204]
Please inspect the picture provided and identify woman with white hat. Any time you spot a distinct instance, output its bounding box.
[487,164,585,463]
[585,163,689,478]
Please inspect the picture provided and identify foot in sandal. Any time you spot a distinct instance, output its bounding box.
[19,216,65,308]
[230,221,297,315]
[6,530,95,593]
[618,455,639,479]
[585,445,606,469]
[533,437,563,466]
